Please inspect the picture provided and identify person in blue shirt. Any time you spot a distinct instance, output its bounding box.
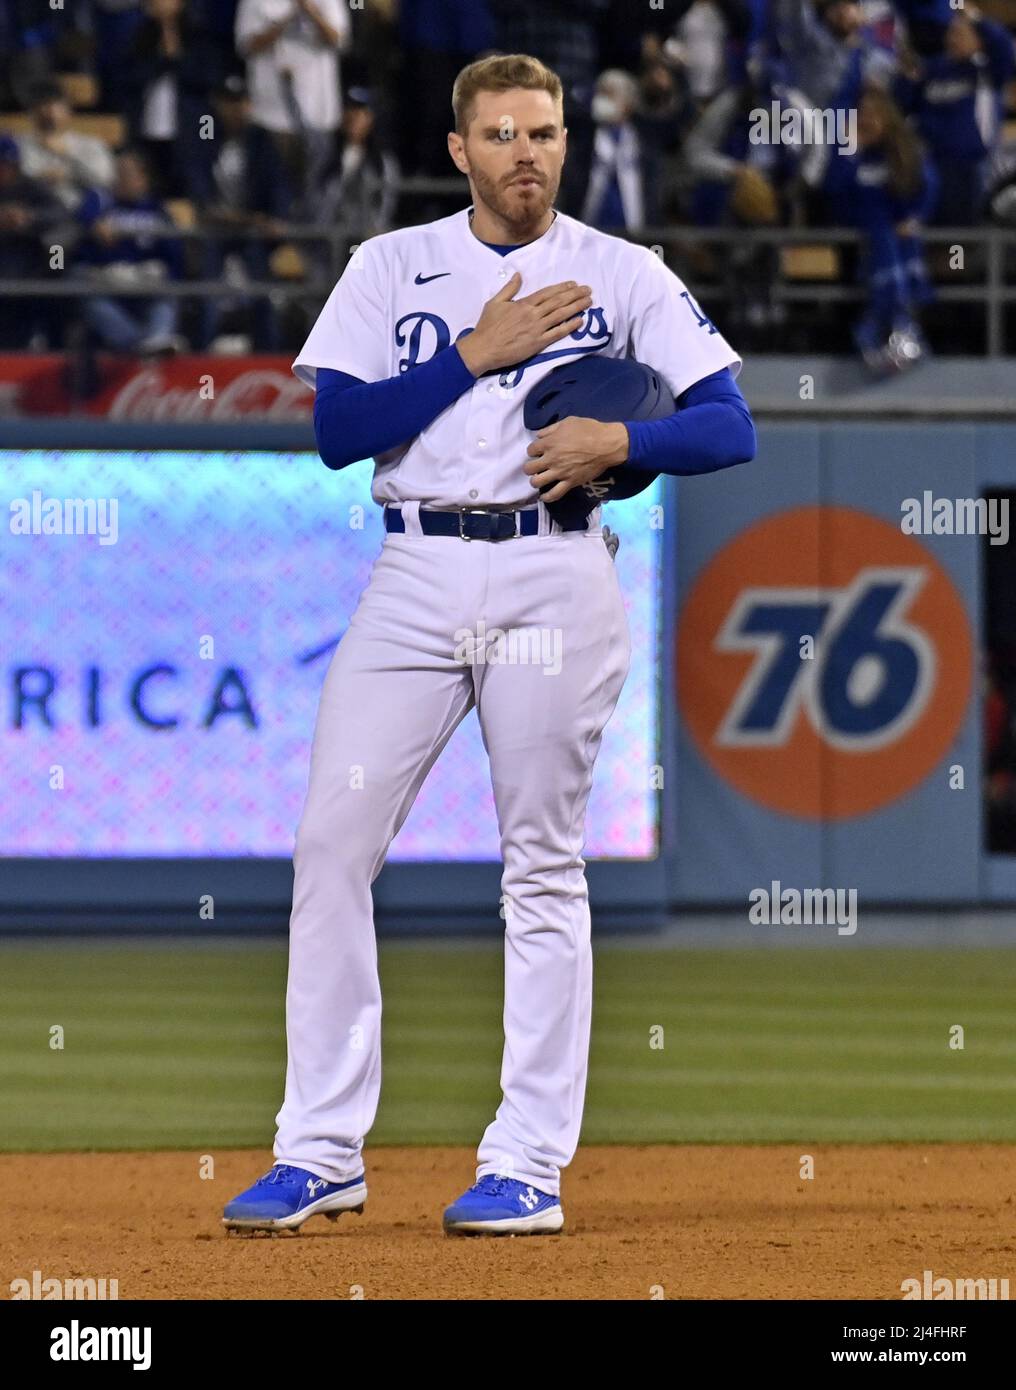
[895,11,1015,225]
[74,146,186,355]
[822,86,938,373]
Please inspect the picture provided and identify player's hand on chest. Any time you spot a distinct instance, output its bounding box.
[399,266,613,381]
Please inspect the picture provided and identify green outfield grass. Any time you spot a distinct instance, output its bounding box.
[1,940,1015,1151]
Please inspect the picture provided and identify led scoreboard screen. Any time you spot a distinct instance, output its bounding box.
[1,450,660,859]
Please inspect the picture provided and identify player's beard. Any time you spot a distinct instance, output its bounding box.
[470,162,559,235]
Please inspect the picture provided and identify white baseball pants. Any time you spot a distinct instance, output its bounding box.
[273,503,630,1195]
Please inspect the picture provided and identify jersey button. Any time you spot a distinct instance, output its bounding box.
[469,489,479,499]
[477,438,487,448]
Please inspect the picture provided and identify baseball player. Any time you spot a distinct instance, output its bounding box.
[224,53,755,1238]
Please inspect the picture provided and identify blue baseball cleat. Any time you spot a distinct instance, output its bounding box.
[443,1174,564,1237]
[222,1163,367,1234]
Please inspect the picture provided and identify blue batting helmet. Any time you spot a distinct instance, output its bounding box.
[523,354,675,530]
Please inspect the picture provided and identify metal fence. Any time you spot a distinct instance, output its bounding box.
[2,205,1013,354]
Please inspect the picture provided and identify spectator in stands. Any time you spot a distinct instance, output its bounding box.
[770,0,895,192]
[861,0,899,58]
[895,11,1015,226]
[640,53,691,131]
[667,0,750,106]
[0,133,67,348]
[188,0,243,85]
[641,0,754,101]
[234,0,352,213]
[637,57,693,220]
[1,0,61,109]
[684,64,787,227]
[124,0,224,198]
[2,0,1011,360]
[184,74,291,350]
[314,86,399,242]
[488,0,612,213]
[772,0,892,107]
[90,0,146,115]
[74,147,186,355]
[580,69,656,231]
[822,87,937,373]
[601,0,680,73]
[891,0,953,59]
[683,60,790,340]
[17,79,115,213]
[488,0,609,112]
[397,0,493,178]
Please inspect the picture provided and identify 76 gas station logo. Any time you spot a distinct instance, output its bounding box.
[677,506,972,819]
[714,568,935,751]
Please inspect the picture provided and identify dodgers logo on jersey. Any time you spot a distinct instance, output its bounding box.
[676,506,973,820]
[394,308,611,383]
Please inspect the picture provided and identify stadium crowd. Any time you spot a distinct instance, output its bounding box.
[1,0,1014,366]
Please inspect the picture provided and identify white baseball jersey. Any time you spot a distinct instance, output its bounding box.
[292,207,742,510]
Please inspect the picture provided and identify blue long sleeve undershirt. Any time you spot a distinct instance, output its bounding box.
[313,345,477,472]
[312,354,756,478]
[626,368,757,475]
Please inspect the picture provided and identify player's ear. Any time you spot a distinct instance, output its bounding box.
[447,131,468,176]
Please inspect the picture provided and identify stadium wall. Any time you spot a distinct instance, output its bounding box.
[2,359,1014,929]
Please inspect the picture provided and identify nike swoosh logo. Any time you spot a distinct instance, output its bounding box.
[415,272,451,284]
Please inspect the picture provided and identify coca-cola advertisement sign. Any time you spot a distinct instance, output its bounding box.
[0,355,313,420]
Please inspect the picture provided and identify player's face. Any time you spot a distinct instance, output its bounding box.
[449,88,566,231]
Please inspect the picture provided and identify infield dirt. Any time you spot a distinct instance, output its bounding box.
[3,1144,1013,1300]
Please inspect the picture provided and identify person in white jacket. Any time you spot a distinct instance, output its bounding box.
[235,0,351,206]
[235,0,351,135]
[17,80,115,214]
